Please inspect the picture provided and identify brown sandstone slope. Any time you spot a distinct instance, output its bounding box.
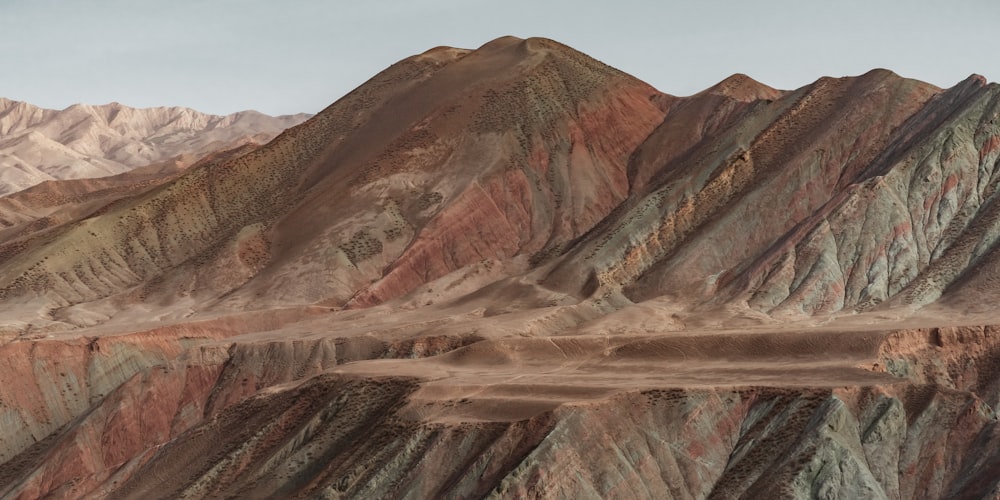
[0,36,667,327]
[0,98,308,195]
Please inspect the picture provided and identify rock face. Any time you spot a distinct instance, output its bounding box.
[2,36,1000,498]
[0,98,309,195]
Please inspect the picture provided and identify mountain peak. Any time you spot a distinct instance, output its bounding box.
[479,34,525,47]
[701,73,784,102]
[965,73,989,86]
[415,45,473,63]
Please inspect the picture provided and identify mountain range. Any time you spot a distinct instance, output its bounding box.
[1,36,1000,498]
[0,98,309,195]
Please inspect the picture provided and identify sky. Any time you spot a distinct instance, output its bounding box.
[1,0,998,116]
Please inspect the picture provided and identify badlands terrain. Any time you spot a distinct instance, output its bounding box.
[1,36,1000,498]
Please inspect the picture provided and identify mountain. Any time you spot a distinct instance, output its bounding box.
[0,36,667,326]
[2,36,1000,498]
[0,98,310,195]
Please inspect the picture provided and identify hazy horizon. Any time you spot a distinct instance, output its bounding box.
[3,0,997,116]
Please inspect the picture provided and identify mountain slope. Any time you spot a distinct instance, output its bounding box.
[0,142,261,245]
[0,98,309,195]
[541,69,953,314]
[705,75,1000,315]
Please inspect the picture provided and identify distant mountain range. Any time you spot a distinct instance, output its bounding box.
[0,98,309,195]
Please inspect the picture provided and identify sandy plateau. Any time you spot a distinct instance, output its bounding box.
[1,37,1000,498]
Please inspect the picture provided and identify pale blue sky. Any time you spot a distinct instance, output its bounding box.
[1,0,997,115]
